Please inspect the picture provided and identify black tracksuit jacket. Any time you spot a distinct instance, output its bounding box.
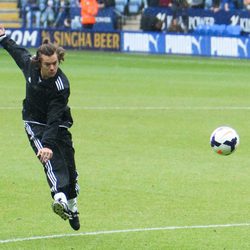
[0,36,73,149]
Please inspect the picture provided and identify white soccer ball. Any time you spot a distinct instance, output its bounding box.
[210,126,240,155]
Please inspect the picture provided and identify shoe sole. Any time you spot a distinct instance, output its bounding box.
[52,201,70,220]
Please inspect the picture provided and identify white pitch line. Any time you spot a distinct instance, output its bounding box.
[74,106,250,110]
[1,223,250,244]
[1,106,250,111]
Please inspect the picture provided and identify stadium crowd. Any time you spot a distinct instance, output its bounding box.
[16,0,250,30]
[17,0,117,29]
[149,0,250,11]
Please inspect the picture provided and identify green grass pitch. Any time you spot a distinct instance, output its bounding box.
[1,50,250,249]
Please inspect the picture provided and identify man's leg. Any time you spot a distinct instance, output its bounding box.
[58,128,80,230]
[24,123,79,229]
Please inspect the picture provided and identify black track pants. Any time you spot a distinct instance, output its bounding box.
[24,122,79,200]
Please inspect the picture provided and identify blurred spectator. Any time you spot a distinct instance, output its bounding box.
[168,17,184,32]
[80,0,99,29]
[221,0,237,10]
[205,0,221,11]
[98,0,115,8]
[187,0,204,8]
[148,0,159,6]
[233,0,243,8]
[41,0,55,28]
[53,0,71,28]
[159,0,172,7]
[70,0,81,6]
[18,0,25,18]
[171,0,189,32]
[98,0,124,30]
[204,0,213,9]
[69,0,82,29]
[18,0,27,28]
[243,0,250,9]
[25,0,43,28]
[140,13,163,31]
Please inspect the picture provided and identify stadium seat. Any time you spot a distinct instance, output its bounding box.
[193,24,210,35]
[115,0,128,14]
[209,24,226,36]
[128,0,142,15]
[225,25,241,36]
[194,24,241,37]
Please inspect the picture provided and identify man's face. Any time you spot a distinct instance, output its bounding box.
[40,53,59,79]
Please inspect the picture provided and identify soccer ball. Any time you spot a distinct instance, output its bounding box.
[210,126,240,155]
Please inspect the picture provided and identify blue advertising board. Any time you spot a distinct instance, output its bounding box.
[3,28,250,59]
[144,7,250,34]
[165,34,250,57]
[4,29,41,48]
[122,31,250,58]
[122,31,166,54]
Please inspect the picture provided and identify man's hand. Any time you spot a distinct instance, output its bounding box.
[37,147,53,164]
[0,24,5,37]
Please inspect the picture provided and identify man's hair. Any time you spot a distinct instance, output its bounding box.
[32,39,65,65]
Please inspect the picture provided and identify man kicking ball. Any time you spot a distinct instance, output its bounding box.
[0,25,80,230]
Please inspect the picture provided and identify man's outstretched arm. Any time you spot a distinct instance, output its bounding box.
[0,24,31,71]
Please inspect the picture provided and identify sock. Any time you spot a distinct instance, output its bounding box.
[68,198,78,213]
[54,192,68,205]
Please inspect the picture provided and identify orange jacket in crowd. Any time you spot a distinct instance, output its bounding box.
[80,0,99,25]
